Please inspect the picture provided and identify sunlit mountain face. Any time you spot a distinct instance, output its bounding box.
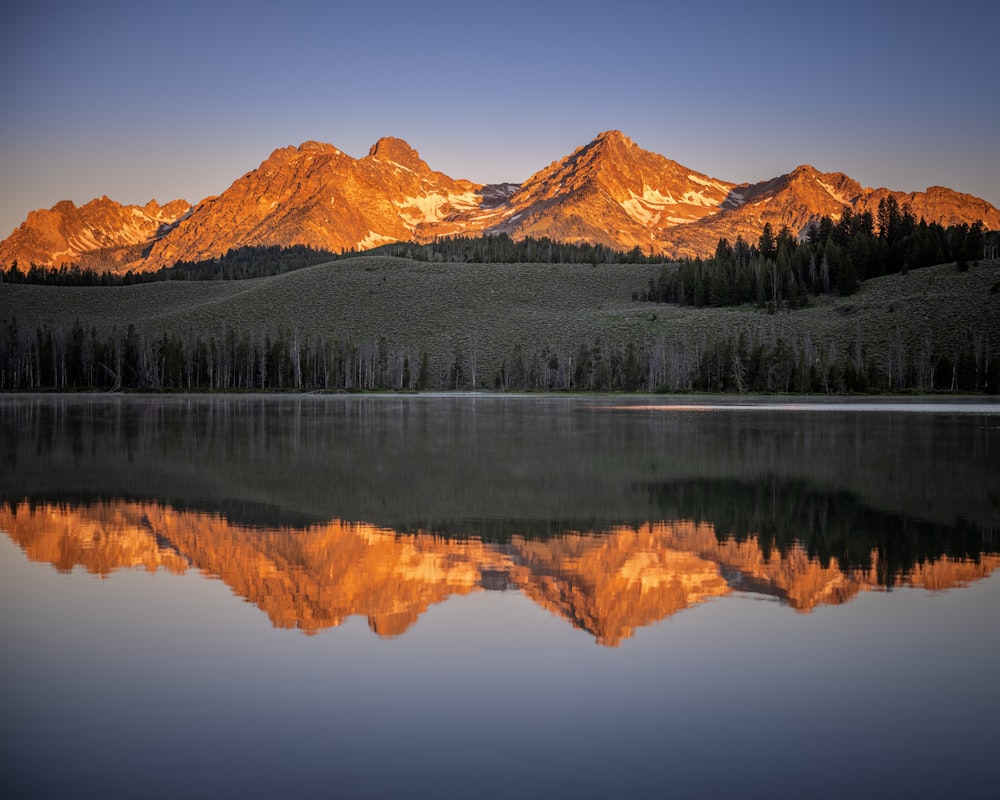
[3,131,998,271]
[5,500,997,646]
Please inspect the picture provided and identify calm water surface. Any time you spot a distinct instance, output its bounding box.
[2,394,998,799]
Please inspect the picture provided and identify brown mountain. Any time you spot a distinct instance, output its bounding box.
[482,130,741,254]
[142,138,497,270]
[0,196,190,271]
[2,132,998,271]
[664,165,1000,259]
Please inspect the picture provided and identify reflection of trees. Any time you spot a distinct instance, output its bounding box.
[643,478,996,585]
[4,397,998,537]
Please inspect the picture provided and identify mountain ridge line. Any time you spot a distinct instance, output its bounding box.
[2,130,997,273]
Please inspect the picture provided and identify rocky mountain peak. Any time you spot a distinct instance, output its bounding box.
[570,130,641,171]
[788,164,819,179]
[0,195,191,271]
[367,136,425,170]
[593,129,634,148]
[2,131,998,271]
[143,198,191,219]
[298,140,336,153]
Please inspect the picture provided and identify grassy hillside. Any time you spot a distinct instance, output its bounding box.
[3,255,999,391]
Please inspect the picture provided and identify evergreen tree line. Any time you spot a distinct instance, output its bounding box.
[643,199,994,308]
[369,233,649,264]
[0,236,651,287]
[0,245,340,286]
[0,320,434,392]
[3,318,997,394]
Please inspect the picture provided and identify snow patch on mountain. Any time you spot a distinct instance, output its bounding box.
[620,186,679,225]
[621,195,658,226]
[687,174,730,194]
[387,160,414,173]
[817,179,850,205]
[398,194,449,226]
[448,190,480,210]
[680,190,722,208]
[68,229,101,252]
[356,231,395,250]
[397,190,481,227]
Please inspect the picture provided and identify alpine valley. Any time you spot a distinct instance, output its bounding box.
[3,131,998,273]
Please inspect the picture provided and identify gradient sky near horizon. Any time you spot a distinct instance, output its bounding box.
[2,0,997,238]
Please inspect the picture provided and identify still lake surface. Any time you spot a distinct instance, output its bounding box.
[2,394,998,799]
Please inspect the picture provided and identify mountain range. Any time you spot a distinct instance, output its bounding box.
[3,130,998,272]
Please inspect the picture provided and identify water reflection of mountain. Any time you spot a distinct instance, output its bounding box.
[4,500,998,647]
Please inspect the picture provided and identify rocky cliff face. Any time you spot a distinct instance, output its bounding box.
[142,138,488,269]
[2,132,998,270]
[5,501,998,645]
[481,130,740,255]
[0,196,190,271]
[664,167,1000,259]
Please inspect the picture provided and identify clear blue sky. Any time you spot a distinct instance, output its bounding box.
[2,0,997,238]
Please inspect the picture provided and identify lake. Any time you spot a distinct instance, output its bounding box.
[2,394,998,799]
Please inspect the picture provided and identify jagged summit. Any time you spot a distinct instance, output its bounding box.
[367,136,425,169]
[482,130,737,252]
[0,195,191,271]
[593,129,634,146]
[298,140,337,152]
[2,131,998,271]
